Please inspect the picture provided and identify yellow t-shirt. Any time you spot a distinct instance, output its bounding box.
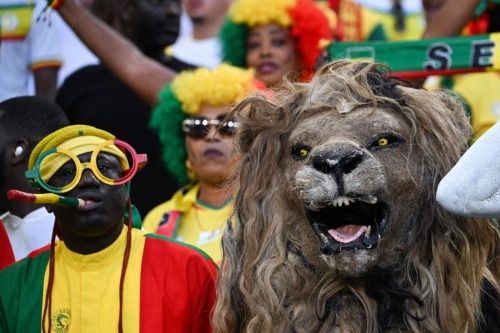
[143,184,232,264]
[175,199,231,264]
[45,227,144,333]
[452,72,500,141]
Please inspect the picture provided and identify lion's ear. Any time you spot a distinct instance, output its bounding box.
[233,95,287,155]
[398,86,472,145]
[397,85,472,173]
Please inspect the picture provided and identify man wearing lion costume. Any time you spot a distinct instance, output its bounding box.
[212,60,500,333]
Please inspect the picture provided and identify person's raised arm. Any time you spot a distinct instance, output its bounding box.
[56,0,175,106]
[34,68,59,99]
[422,0,482,38]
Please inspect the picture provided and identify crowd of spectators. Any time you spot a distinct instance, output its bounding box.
[0,0,499,331]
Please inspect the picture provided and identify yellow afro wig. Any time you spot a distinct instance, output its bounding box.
[228,0,295,28]
[172,64,258,115]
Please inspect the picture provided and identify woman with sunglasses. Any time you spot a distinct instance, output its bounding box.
[220,0,335,87]
[143,64,264,264]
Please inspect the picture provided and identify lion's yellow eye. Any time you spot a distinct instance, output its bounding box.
[300,149,309,157]
[377,138,389,146]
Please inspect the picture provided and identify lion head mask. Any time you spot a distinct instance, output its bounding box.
[213,60,500,333]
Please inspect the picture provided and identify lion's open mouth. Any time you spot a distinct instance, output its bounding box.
[305,196,390,255]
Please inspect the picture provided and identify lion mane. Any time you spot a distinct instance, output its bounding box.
[213,60,500,333]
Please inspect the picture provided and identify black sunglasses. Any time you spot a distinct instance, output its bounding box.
[182,114,238,139]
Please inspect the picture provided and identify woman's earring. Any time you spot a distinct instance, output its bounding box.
[185,160,198,181]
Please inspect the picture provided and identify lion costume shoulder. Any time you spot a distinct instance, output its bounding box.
[213,60,500,333]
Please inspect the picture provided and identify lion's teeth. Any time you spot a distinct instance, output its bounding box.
[360,195,378,204]
[328,196,373,207]
[365,225,371,238]
[319,233,329,243]
[330,196,354,207]
[309,201,328,211]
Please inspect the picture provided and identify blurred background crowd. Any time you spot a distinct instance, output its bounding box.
[1,0,499,265]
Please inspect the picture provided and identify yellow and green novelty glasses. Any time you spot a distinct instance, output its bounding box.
[25,139,147,194]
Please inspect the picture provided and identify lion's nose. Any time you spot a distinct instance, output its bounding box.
[312,150,364,176]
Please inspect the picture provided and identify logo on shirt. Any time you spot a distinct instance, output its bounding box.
[51,308,71,333]
[1,13,19,32]
[197,229,221,245]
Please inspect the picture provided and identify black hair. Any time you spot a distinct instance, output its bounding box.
[354,63,409,107]
[0,96,69,146]
[488,5,500,33]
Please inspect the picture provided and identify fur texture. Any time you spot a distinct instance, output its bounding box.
[213,60,500,333]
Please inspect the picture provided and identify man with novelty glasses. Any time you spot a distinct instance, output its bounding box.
[0,124,217,333]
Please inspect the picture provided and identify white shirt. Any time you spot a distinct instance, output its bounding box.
[54,13,98,87]
[1,208,55,260]
[171,35,222,69]
[0,0,63,101]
